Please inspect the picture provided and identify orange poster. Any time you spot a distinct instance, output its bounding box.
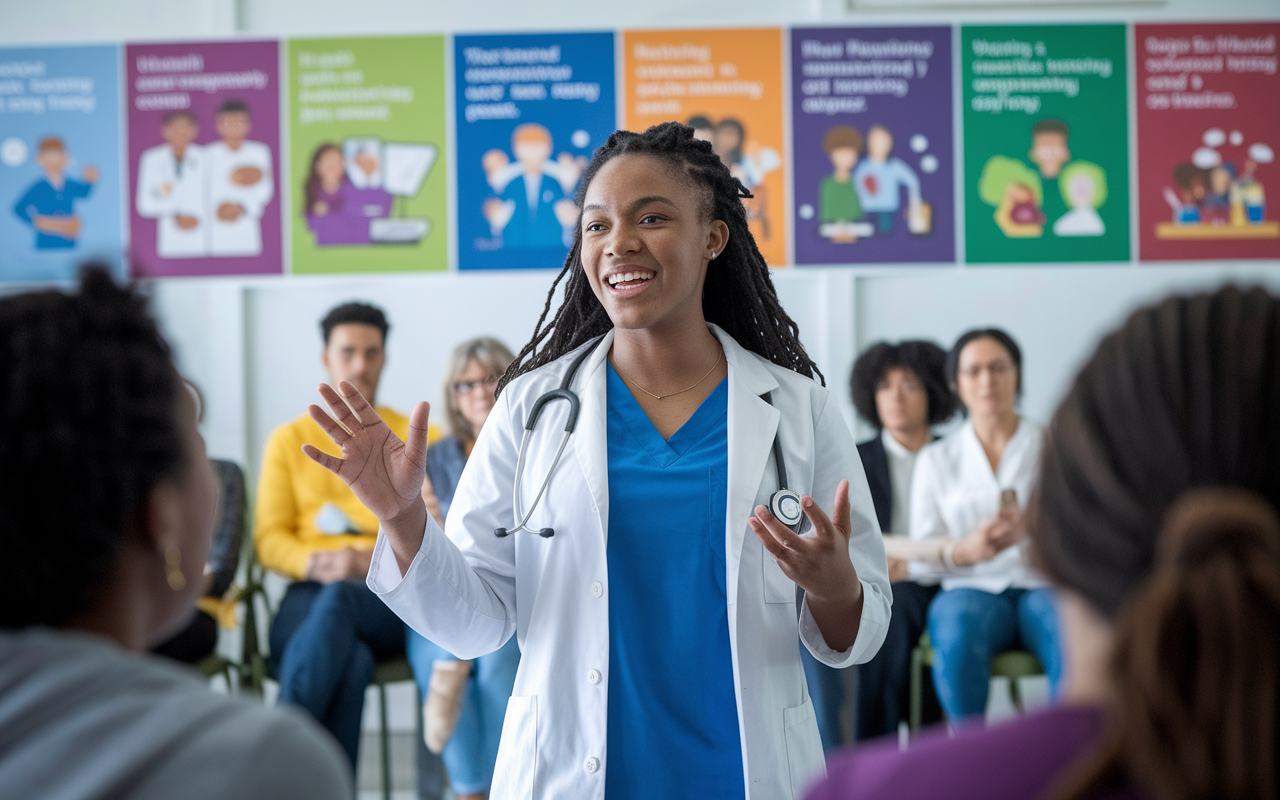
[623,28,789,266]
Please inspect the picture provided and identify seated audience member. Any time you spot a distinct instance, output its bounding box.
[809,286,1280,800]
[801,340,956,748]
[256,302,441,770]
[910,329,1062,723]
[856,341,957,740]
[152,383,246,666]
[407,337,521,800]
[0,267,350,800]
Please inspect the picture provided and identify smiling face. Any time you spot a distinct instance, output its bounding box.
[579,153,728,336]
[215,110,250,147]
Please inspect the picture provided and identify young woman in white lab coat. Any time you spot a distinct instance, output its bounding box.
[303,122,891,800]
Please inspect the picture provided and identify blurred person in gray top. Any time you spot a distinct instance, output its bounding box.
[0,265,351,800]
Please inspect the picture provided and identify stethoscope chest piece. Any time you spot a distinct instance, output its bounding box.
[770,489,804,529]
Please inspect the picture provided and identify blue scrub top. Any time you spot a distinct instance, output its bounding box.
[604,365,745,798]
[12,177,93,249]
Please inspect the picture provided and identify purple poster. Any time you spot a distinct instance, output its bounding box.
[791,26,954,266]
[126,41,282,277]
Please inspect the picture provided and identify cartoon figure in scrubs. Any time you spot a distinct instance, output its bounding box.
[12,137,99,250]
[135,111,207,258]
[205,99,274,257]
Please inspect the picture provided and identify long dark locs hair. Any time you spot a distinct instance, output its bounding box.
[496,122,821,396]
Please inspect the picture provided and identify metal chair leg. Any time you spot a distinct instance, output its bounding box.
[379,681,392,800]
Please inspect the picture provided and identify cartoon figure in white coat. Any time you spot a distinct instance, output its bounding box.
[302,122,891,800]
[205,99,274,257]
[135,111,207,258]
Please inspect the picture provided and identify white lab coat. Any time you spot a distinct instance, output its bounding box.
[368,326,891,800]
[135,142,207,258]
[205,139,274,257]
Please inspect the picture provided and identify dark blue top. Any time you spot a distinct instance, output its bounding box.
[424,436,468,518]
[12,177,93,249]
[604,365,744,798]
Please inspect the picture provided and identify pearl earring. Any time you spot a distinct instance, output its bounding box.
[164,545,186,591]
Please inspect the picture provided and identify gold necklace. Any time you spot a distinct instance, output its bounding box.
[612,349,724,400]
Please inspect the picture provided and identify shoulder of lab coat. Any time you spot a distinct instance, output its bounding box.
[718,331,890,668]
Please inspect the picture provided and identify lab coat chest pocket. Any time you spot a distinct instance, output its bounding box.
[783,697,825,798]
[763,535,795,604]
[490,695,537,799]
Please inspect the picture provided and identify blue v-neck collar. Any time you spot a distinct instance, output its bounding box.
[606,364,728,468]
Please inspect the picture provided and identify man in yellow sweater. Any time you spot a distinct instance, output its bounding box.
[256,302,441,775]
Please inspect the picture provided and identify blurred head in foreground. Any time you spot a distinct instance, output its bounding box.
[1031,285,1280,800]
[0,265,216,648]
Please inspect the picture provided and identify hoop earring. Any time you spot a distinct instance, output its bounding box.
[165,545,186,592]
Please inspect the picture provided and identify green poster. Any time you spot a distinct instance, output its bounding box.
[288,36,447,273]
[962,25,1130,264]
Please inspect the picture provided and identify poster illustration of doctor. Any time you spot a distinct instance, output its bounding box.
[12,137,99,250]
[135,111,207,258]
[455,31,616,271]
[127,40,282,277]
[0,43,124,282]
[206,100,274,257]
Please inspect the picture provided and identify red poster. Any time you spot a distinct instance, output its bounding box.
[1136,23,1280,261]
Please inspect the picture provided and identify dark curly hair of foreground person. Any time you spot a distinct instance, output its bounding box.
[0,265,183,628]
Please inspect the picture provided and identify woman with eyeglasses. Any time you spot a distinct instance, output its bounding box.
[909,328,1062,724]
[406,337,519,800]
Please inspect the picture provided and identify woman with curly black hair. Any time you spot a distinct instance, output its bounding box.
[0,267,349,800]
[303,122,891,799]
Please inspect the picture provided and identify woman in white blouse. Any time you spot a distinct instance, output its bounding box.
[908,328,1062,722]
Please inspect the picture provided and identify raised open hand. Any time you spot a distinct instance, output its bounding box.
[303,380,432,523]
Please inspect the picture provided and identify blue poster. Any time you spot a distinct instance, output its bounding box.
[455,31,616,271]
[0,45,124,281]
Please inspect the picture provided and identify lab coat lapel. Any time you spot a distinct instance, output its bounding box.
[569,331,615,546]
[714,326,780,605]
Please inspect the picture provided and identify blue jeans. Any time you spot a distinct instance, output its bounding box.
[406,631,520,795]
[273,580,409,770]
[927,587,1062,722]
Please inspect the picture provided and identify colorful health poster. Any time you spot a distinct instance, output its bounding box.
[126,40,282,277]
[623,28,788,266]
[791,26,954,266]
[962,25,1130,264]
[455,32,615,271]
[289,36,447,274]
[1136,23,1280,261]
[0,45,124,281]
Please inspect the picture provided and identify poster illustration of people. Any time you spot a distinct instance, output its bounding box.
[791,26,953,266]
[1,44,124,281]
[962,25,1130,264]
[455,31,615,271]
[1136,22,1279,261]
[289,35,447,274]
[623,28,789,266]
[126,40,282,277]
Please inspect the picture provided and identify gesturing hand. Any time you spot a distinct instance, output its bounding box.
[748,479,865,652]
[303,381,432,524]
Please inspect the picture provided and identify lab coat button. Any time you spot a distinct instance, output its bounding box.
[587,669,601,685]
[590,581,603,598]
[584,756,600,774]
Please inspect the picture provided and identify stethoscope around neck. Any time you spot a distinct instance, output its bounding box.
[494,337,804,538]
